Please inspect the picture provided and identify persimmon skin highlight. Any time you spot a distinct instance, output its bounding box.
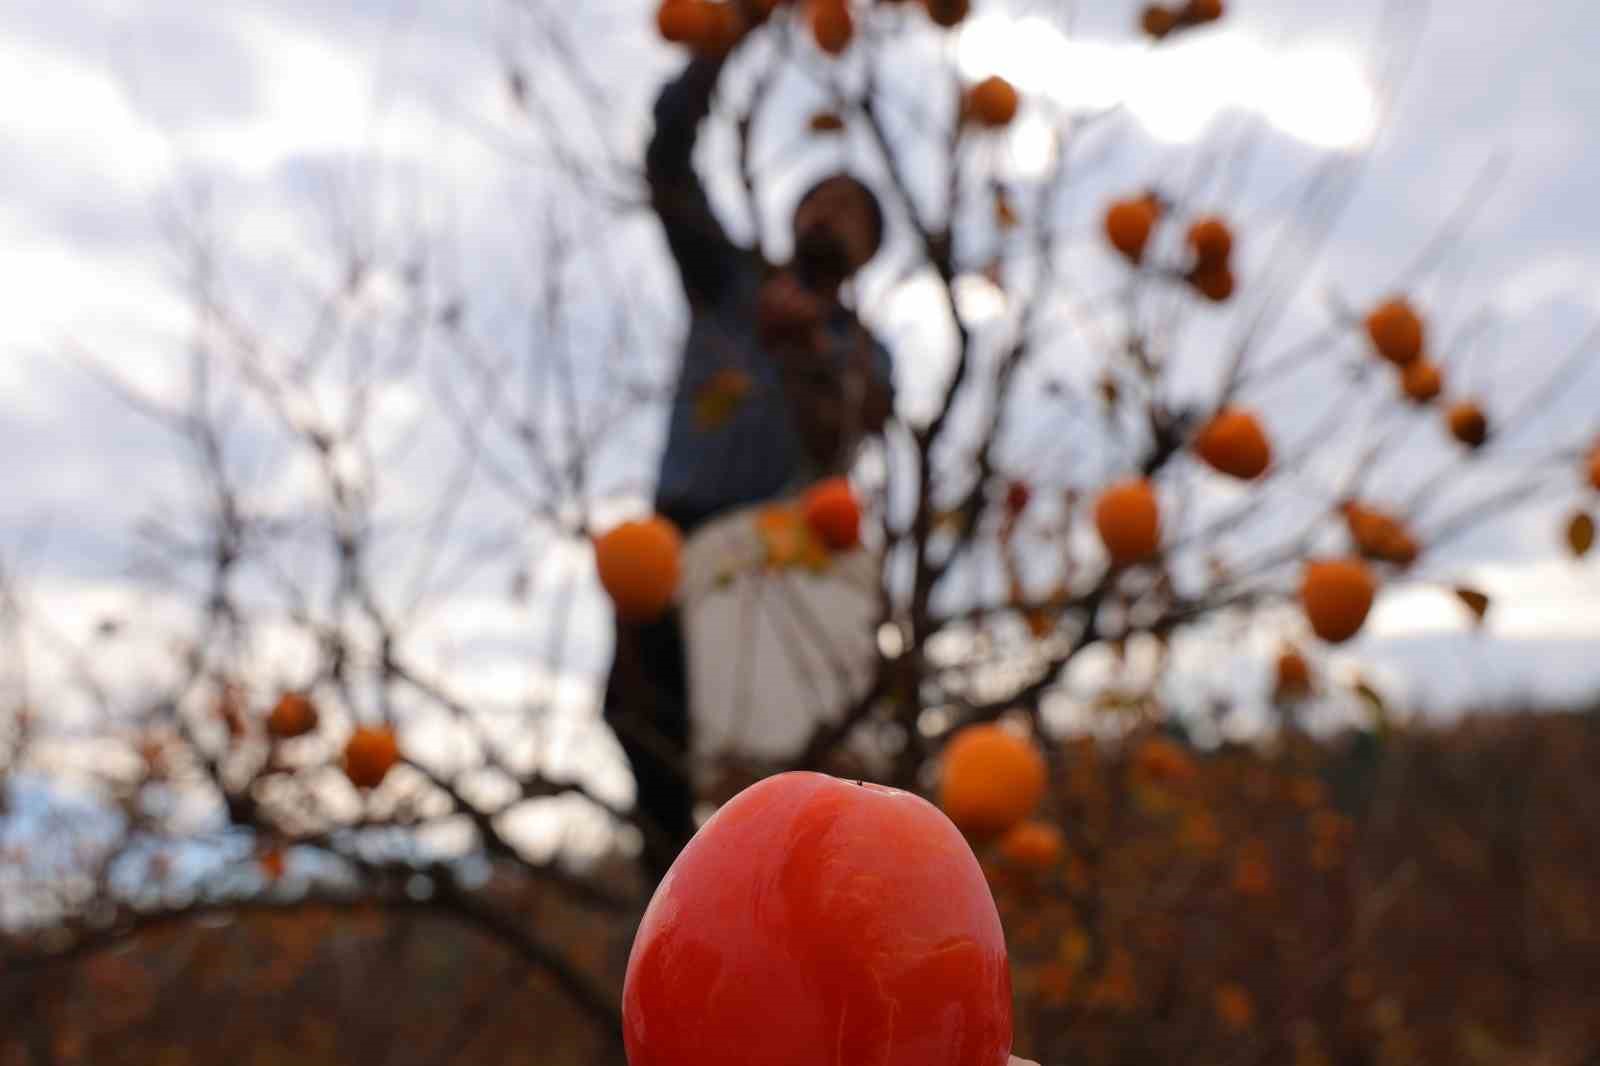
[622,772,1014,1066]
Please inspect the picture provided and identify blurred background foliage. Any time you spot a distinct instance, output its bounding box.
[8,708,1600,1065]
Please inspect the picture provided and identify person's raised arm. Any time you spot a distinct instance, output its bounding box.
[646,55,742,305]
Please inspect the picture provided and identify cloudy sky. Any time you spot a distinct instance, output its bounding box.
[4,0,1600,741]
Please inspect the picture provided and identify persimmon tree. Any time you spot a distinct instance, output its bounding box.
[4,0,1600,1060]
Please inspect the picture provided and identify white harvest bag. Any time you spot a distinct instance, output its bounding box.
[677,496,881,768]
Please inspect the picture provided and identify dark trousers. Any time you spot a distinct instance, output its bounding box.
[602,607,695,884]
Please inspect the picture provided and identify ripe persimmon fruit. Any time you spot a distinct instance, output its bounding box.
[1105,196,1159,264]
[1189,263,1236,303]
[1401,359,1443,404]
[623,772,1013,1066]
[924,0,970,28]
[267,692,318,739]
[344,725,400,790]
[1193,408,1271,480]
[1343,503,1419,567]
[1095,478,1161,567]
[967,76,1020,129]
[810,0,853,54]
[657,0,713,44]
[939,724,1048,838]
[1186,216,1233,267]
[594,516,683,624]
[1365,298,1425,367]
[1274,647,1312,701]
[1140,5,1178,39]
[1300,558,1377,644]
[802,477,862,551]
[1447,401,1489,449]
[999,821,1065,871]
[696,3,746,56]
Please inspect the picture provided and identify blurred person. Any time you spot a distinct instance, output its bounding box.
[604,44,894,880]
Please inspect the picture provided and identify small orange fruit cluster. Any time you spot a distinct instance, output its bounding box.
[756,504,827,570]
[1193,407,1271,480]
[594,516,684,625]
[753,478,862,572]
[1139,0,1225,41]
[938,724,1048,839]
[1184,214,1236,303]
[1095,478,1161,568]
[1365,296,1487,448]
[1369,297,1446,404]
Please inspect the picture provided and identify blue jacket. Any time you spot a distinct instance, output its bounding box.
[647,58,894,534]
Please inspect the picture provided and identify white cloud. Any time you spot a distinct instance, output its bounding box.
[957,16,1378,150]
[0,35,172,196]
[1498,253,1600,317]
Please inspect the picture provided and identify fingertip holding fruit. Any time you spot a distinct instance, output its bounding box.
[623,772,1015,1066]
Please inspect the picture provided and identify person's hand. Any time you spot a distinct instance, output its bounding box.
[1009,1058,1040,1066]
[757,271,824,346]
